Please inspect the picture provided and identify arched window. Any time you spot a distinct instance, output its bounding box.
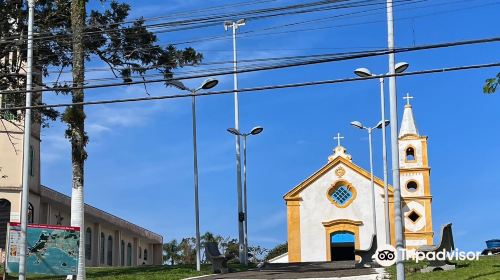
[143,249,148,262]
[107,236,113,266]
[27,203,34,224]
[100,233,105,264]
[139,246,142,259]
[406,147,415,161]
[85,227,92,260]
[406,181,418,192]
[127,243,132,266]
[121,240,125,266]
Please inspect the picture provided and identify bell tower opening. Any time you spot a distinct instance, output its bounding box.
[405,147,415,161]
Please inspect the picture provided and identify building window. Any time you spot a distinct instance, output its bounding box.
[85,227,92,260]
[29,145,35,177]
[127,243,132,266]
[27,203,34,224]
[121,240,125,266]
[100,233,105,264]
[327,181,357,208]
[143,249,148,262]
[405,147,416,161]
[406,181,418,192]
[107,236,113,266]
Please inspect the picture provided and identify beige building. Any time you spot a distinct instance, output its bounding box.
[0,105,163,266]
[282,97,434,262]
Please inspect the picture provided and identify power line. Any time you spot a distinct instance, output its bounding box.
[0,0,279,43]
[9,0,481,65]
[1,0,388,45]
[3,35,500,95]
[2,62,499,111]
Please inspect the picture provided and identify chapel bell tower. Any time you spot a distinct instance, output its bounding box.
[398,94,434,248]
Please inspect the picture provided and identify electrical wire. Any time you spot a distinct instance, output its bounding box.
[2,35,500,95]
[2,61,499,111]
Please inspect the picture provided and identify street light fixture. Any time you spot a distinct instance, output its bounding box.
[226,126,263,264]
[353,63,408,245]
[170,78,219,272]
[350,120,390,239]
[224,18,247,265]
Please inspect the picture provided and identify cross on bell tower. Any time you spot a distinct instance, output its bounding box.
[403,93,413,106]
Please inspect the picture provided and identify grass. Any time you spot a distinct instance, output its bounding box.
[387,255,500,280]
[2,263,252,280]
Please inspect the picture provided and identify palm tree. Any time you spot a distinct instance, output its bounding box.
[179,238,196,264]
[163,240,181,266]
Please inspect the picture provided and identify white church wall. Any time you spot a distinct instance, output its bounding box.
[299,163,387,262]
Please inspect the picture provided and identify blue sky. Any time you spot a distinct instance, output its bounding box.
[41,0,500,252]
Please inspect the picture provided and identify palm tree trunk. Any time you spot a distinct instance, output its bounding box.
[70,0,86,279]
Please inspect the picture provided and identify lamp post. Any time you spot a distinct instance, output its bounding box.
[170,78,219,272]
[227,126,263,265]
[353,62,409,244]
[224,18,247,265]
[351,120,390,237]
[19,1,35,279]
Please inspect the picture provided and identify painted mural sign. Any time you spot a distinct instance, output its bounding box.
[5,222,80,275]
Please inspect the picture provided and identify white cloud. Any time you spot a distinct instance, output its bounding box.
[86,123,111,135]
[251,209,286,233]
[41,127,70,163]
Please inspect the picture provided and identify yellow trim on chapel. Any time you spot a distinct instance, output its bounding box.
[284,156,393,201]
[286,200,301,262]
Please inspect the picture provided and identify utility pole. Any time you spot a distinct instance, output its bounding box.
[386,0,406,279]
[18,0,35,279]
[224,19,247,265]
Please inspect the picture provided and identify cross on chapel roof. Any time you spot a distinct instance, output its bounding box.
[334,132,344,147]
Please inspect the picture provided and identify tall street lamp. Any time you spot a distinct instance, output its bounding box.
[351,120,390,238]
[224,18,247,265]
[227,126,263,264]
[170,78,219,272]
[353,62,409,245]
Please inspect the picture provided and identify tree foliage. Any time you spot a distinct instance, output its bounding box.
[0,0,203,127]
[163,232,269,265]
[163,239,181,266]
[265,242,288,261]
[484,73,500,94]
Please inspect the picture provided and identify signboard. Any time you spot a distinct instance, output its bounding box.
[6,222,80,275]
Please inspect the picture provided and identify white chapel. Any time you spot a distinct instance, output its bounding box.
[282,97,434,263]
